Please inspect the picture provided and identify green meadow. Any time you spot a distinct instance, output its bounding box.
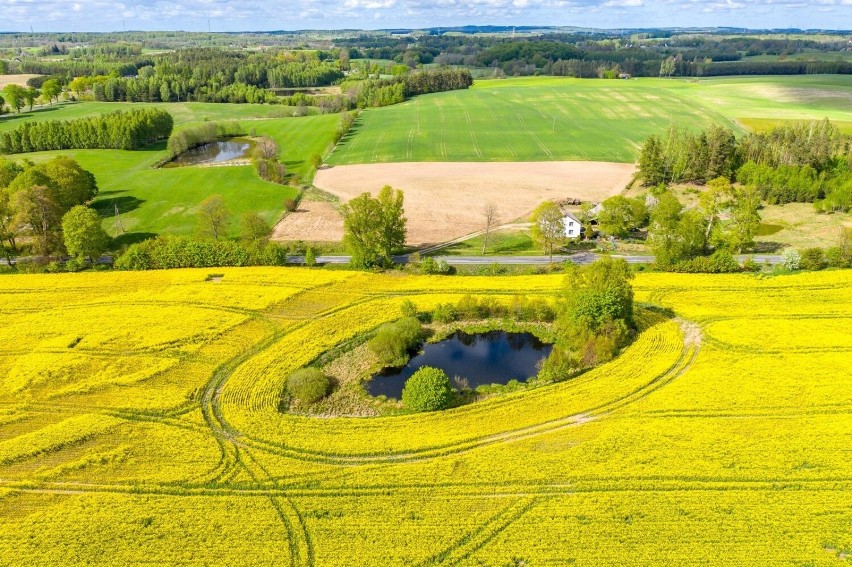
[1,103,339,241]
[328,75,852,165]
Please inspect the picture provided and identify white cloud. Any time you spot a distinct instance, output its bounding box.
[0,0,844,31]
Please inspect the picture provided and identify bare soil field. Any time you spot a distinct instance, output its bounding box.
[272,200,345,242]
[310,161,635,245]
[0,74,41,89]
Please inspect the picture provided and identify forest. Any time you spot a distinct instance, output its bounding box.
[638,119,852,213]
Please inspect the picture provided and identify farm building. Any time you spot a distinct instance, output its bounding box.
[563,211,583,239]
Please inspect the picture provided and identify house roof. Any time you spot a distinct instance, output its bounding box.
[563,211,581,224]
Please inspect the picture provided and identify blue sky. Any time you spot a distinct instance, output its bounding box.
[1,0,849,32]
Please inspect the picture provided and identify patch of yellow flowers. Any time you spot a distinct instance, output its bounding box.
[0,268,849,565]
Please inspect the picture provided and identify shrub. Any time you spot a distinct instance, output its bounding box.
[368,317,423,367]
[115,236,292,270]
[400,299,417,318]
[781,248,801,271]
[401,367,453,411]
[668,250,740,273]
[304,247,316,267]
[432,303,457,324]
[286,368,331,404]
[741,257,761,272]
[825,246,851,268]
[800,247,826,271]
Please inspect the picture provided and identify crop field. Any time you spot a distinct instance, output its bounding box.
[328,75,852,165]
[0,267,850,565]
[2,103,339,240]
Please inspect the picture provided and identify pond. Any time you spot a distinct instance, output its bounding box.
[367,331,553,399]
[164,138,253,167]
[757,223,784,236]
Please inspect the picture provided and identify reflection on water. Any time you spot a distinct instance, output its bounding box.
[367,331,552,399]
[164,139,252,167]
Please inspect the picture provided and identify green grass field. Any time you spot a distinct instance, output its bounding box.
[2,103,340,242]
[0,101,307,133]
[328,75,852,165]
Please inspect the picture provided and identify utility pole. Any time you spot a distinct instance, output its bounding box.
[114,204,125,235]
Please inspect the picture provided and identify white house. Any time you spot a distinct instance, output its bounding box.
[563,212,583,239]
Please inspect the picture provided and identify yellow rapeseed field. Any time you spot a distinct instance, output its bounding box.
[0,267,850,565]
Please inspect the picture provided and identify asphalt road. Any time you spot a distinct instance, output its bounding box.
[293,253,782,266]
[1,253,782,267]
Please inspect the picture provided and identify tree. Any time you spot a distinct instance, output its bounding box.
[722,185,761,253]
[401,366,453,412]
[700,177,732,243]
[659,56,676,78]
[339,48,351,72]
[195,195,231,240]
[254,137,279,160]
[481,201,499,255]
[530,201,564,263]
[40,157,98,210]
[0,189,16,263]
[23,87,38,112]
[638,135,665,186]
[342,185,406,268]
[647,191,683,266]
[2,84,26,113]
[12,184,63,257]
[240,212,270,243]
[562,256,635,329]
[286,368,331,404]
[61,205,110,263]
[597,196,647,238]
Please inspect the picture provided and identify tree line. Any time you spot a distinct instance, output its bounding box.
[638,120,852,212]
[0,108,173,154]
[345,68,473,108]
[20,48,345,104]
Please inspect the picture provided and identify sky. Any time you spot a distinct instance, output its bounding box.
[0,0,849,32]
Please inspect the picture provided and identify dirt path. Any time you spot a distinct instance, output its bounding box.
[306,161,635,245]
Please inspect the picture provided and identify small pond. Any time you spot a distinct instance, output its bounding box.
[757,223,784,236]
[164,138,253,167]
[367,331,553,399]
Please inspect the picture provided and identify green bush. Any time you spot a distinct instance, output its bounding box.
[432,303,457,324]
[368,317,423,367]
[400,299,418,318]
[401,366,454,411]
[800,247,826,271]
[286,368,331,404]
[668,250,740,273]
[115,236,292,270]
[825,246,851,268]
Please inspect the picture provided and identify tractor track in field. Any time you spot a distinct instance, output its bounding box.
[197,312,702,466]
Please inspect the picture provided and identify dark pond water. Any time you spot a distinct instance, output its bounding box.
[367,331,553,399]
[165,138,252,167]
[757,223,784,236]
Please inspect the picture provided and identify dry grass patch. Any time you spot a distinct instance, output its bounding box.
[756,203,852,250]
[0,75,41,89]
[314,161,635,245]
[271,200,344,243]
